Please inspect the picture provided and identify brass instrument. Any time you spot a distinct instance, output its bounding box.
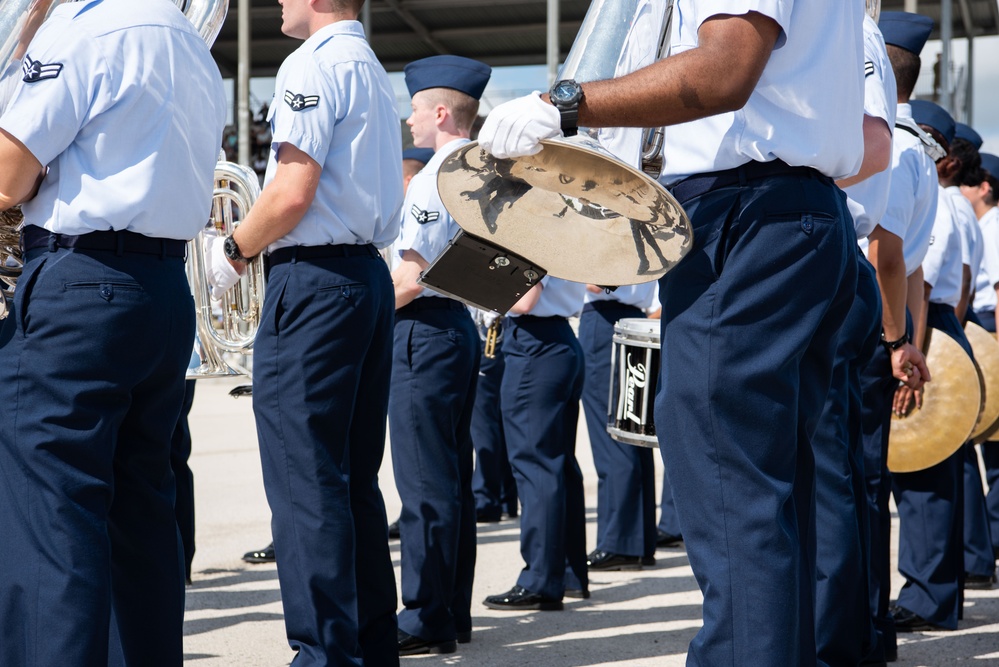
[431,0,691,309]
[187,160,264,379]
[484,318,501,359]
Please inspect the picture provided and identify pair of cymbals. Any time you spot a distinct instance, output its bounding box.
[888,326,986,473]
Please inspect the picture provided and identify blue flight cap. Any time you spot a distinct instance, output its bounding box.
[879,12,934,55]
[981,153,999,179]
[910,100,956,146]
[402,147,435,164]
[404,55,492,100]
[955,123,983,149]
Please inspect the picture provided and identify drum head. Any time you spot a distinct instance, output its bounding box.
[888,328,982,473]
[437,138,692,286]
[966,321,999,441]
[613,317,660,346]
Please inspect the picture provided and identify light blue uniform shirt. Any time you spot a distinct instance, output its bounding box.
[392,138,468,300]
[264,20,402,252]
[584,283,657,310]
[0,0,225,240]
[511,277,586,319]
[947,186,983,288]
[974,207,999,314]
[924,186,966,307]
[859,103,938,276]
[660,0,865,183]
[844,16,896,241]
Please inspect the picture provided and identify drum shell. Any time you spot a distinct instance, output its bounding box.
[607,318,660,447]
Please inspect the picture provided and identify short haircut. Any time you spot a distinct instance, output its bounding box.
[424,87,480,134]
[887,44,921,100]
[330,0,364,14]
[984,173,999,206]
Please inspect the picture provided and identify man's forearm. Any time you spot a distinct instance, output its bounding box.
[868,228,907,341]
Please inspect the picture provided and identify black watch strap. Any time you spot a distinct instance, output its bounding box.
[881,331,909,351]
[224,234,251,263]
[558,107,579,137]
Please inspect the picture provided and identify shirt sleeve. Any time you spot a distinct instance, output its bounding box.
[922,202,952,288]
[395,172,453,265]
[0,17,109,167]
[982,217,999,289]
[693,1,791,38]
[879,148,919,239]
[269,54,337,166]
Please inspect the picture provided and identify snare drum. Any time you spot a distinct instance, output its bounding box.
[607,318,660,448]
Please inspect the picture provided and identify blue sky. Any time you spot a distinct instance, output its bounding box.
[236,35,999,155]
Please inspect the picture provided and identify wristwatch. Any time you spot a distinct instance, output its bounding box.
[880,331,909,351]
[549,79,584,137]
[223,234,251,264]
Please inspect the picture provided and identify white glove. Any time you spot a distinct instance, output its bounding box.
[205,235,243,300]
[481,310,500,328]
[478,92,562,159]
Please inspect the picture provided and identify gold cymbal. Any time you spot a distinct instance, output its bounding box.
[966,321,999,442]
[888,327,982,473]
[436,137,692,286]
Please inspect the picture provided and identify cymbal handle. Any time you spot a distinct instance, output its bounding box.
[484,319,500,359]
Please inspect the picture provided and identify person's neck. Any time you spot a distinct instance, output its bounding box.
[434,130,469,152]
[972,199,993,220]
[307,11,356,38]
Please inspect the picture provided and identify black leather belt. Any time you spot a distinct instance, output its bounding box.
[399,296,466,314]
[582,300,642,314]
[268,243,379,266]
[22,225,186,258]
[669,159,830,205]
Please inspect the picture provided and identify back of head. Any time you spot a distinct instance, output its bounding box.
[951,137,982,187]
[910,99,955,147]
[981,153,999,205]
[879,11,933,100]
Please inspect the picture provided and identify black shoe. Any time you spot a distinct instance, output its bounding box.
[388,519,400,540]
[242,542,275,564]
[587,549,646,571]
[456,630,471,644]
[483,585,563,611]
[890,605,943,632]
[656,529,683,548]
[965,573,996,590]
[397,629,456,656]
[564,588,590,599]
[504,507,519,519]
[476,509,502,523]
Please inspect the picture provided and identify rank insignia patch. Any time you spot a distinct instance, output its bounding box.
[411,205,440,225]
[22,55,62,83]
[284,90,319,111]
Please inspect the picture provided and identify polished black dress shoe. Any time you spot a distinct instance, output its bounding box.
[397,629,456,656]
[483,585,563,611]
[890,605,944,632]
[656,529,683,548]
[456,630,471,644]
[965,573,996,589]
[564,588,590,599]
[388,519,400,540]
[242,542,275,564]
[587,549,647,571]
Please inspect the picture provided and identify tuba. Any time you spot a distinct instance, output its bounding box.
[0,0,230,319]
[430,0,691,312]
[187,159,264,379]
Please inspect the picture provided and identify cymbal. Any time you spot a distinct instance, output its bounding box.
[965,321,999,442]
[436,137,693,286]
[888,327,982,473]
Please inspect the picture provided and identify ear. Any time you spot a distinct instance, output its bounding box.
[434,103,449,127]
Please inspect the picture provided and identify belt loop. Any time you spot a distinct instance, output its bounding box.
[115,231,125,256]
[47,232,57,253]
[160,238,167,260]
[290,247,298,264]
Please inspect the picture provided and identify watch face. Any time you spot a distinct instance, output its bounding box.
[551,80,581,106]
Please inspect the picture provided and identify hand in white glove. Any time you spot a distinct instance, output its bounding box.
[205,235,243,300]
[481,310,500,328]
[477,92,562,159]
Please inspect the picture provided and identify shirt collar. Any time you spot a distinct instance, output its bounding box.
[305,19,365,50]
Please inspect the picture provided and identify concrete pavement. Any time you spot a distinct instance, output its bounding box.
[181,376,999,666]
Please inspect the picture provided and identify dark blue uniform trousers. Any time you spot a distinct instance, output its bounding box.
[579,302,657,557]
[659,467,681,537]
[0,246,194,667]
[390,298,479,643]
[503,315,587,599]
[252,249,398,667]
[470,343,518,519]
[892,303,969,629]
[657,168,857,667]
[974,308,999,555]
[958,309,996,578]
[813,252,881,667]
[172,380,197,580]
[859,312,914,660]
